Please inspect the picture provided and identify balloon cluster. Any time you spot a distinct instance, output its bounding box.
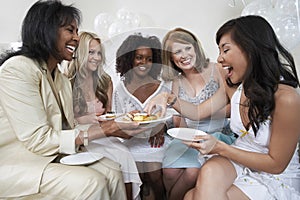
[241,0,300,50]
[94,8,141,40]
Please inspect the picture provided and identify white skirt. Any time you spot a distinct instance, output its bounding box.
[232,161,300,200]
[122,136,171,163]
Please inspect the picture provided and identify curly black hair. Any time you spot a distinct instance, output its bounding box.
[115,33,162,84]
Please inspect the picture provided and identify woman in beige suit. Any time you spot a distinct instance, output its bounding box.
[0,0,145,199]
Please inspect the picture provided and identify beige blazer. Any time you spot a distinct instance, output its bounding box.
[0,56,78,197]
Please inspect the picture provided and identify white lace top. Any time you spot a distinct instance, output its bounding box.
[112,80,172,162]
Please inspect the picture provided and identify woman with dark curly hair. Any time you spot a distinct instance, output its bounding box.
[113,33,171,199]
[145,15,300,200]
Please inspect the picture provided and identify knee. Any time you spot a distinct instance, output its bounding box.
[198,163,216,182]
[97,157,123,182]
[64,168,109,199]
[163,168,181,181]
[184,168,199,183]
[85,171,108,190]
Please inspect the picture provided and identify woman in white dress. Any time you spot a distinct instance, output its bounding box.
[113,33,171,199]
[145,15,300,199]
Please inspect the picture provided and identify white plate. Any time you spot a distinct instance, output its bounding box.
[115,113,172,128]
[98,113,123,121]
[60,152,103,166]
[167,127,207,141]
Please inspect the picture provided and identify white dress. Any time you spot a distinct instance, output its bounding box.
[86,138,142,200]
[230,84,300,200]
[77,98,142,200]
[113,80,172,162]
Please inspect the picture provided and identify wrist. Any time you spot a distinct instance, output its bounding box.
[214,140,225,155]
[167,94,177,108]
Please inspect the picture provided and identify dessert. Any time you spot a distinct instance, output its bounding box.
[124,112,158,122]
[105,112,116,119]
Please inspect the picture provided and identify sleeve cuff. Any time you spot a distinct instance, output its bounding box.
[59,125,92,154]
[59,129,79,154]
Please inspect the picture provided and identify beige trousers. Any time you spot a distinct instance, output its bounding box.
[38,157,126,200]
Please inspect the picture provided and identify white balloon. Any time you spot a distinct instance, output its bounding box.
[116,8,140,28]
[108,20,131,38]
[116,8,131,20]
[272,15,300,49]
[241,0,300,50]
[241,0,273,17]
[275,0,297,16]
[130,13,141,28]
[94,13,114,39]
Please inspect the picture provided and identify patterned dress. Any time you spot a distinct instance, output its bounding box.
[230,84,300,200]
[163,66,234,168]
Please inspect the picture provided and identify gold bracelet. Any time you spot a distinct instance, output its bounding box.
[83,130,88,146]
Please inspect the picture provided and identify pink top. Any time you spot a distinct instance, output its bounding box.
[86,99,105,116]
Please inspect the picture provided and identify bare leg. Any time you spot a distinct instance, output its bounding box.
[140,172,150,198]
[136,162,148,199]
[184,188,195,200]
[163,168,198,200]
[227,185,250,200]
[147,169,166,200]
[163,168,183,197]
[184,156,237,200]
[125,183,132,200]
[138,162,166,200]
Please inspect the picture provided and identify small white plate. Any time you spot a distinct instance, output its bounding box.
[167,127,207,141]
[60,152,103,166]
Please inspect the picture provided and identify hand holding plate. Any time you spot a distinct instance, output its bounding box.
[184,134,218,155]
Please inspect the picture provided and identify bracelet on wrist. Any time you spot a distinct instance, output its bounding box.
[83,130,88,146]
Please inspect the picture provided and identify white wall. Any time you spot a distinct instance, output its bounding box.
[1,0,299,77]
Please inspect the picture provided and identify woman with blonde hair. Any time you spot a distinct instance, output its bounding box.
[68,31,112,122]
[160,27,235,200]
[67,31,142,200]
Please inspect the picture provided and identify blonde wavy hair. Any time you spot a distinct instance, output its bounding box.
[68,31,111,116]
